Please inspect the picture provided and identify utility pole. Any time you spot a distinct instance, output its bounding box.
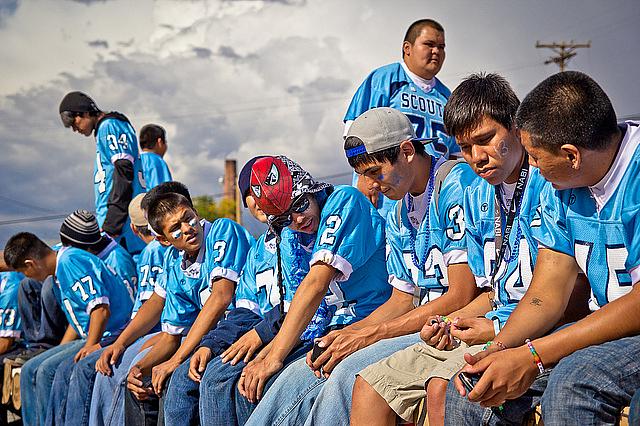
[535,41,591,72]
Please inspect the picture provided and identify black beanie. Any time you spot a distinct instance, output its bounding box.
[60,209,101,246]
[59,91,100,114]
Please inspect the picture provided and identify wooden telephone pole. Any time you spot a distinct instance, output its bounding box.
[535,41,591,72]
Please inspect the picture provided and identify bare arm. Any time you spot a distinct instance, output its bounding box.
[168,278,235,364]
[60,324,79,344]
[490,248,579,349]
[112,292,165,349]
[133,332,182,375]
[370,262,478,340]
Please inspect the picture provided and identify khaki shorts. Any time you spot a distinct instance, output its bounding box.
[358,341,484,421]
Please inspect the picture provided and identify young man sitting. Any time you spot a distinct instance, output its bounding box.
[4,232,133,426]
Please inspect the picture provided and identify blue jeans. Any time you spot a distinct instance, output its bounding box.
[541,334,640,425]
[45,353,80,426]
[246,333,421,426]
[444,371,549,426]
[20,340,85,426]
[163,308,265,426]
[90,334,157,426]
[18,276,67,348]
[64,348,106,425]
[630,388,640,426]
[445,334,640,426]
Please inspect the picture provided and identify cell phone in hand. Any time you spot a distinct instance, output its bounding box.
[458,372,481,394]
[310,340,326,363]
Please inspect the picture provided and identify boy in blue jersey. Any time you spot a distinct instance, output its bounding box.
[344,19,457,218]
[162,157,325,426]
[3,231,133,426]
[59,209,138,302]
[243,150,459,426]
[445,72,640,425]
[89,182,192,426]
[59,91,146,256]
[349,75,550,426]
[251,108,479,426]
[0,271,24,361]
[50,194,168,426]
[124,191,253,419]
[139,124,172,189]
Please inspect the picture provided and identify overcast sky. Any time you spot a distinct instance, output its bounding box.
[1,0,639,244]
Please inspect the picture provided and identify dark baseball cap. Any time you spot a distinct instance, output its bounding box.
[59,92,100,127]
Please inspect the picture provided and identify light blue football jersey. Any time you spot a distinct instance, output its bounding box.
[55,246,133,338]
[161,219,254,335]
[535,122,640,310]
[386,159,480,306]
[94,114,146,254]
[152,245,180,301]
[235,228,313,316]
[345,62,458,158]
[140,151,172,190]
[0,272,23,338]
[345,62,459,219]
[464,165,547,326]
[131,239,168,317]
[308,185,390,326]
[96,236,138,302]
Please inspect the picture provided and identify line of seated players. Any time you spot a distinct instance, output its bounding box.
[1,70,639,426]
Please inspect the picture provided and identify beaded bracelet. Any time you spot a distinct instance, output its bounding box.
[483,340,493,350]
[525,339,545,374]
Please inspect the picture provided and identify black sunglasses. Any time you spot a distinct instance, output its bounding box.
[269,196,311,228]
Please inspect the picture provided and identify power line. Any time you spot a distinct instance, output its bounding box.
[0,170,353,227]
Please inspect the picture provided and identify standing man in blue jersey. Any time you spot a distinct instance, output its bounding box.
[59,91,146,257]
[445,71,640,425]
[345,19,457,218]
[139,124,172,189]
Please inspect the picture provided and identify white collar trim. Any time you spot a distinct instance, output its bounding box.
[400,61,436,93]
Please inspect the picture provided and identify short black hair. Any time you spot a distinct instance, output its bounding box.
[344,136,426,170]
[516,71,619,152]
[402,19,444,56]
[4,232,51,269]
[139,124,166,150]
[134,225,153,237]
[444,73,520,139]
[141,181,193,212]
[147,193,193,237]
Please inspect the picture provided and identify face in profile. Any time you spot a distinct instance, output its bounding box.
[245,195,268,224]
[521,131,578,190]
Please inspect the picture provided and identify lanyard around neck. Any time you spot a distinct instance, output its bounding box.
[490,154,529,306]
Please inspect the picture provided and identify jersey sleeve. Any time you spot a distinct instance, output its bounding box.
[206,219,254,284]
[234,245,261,315]
[58,255,113,317]
[437,164,473,265]
[461,185,491,288]
[385,202,416,294]
[343,69,391,122]
[622,193,640,284]
[533,185,574,257]
[96,119,138,165]
[0,275,21,338]
[311,187,384,282]
[160,279,196,335]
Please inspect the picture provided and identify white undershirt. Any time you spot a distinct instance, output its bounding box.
[401,61,436,93]
[406,190,429,230]
[499,181,516,210]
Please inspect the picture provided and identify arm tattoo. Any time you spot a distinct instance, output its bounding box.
[530,297,543,306]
